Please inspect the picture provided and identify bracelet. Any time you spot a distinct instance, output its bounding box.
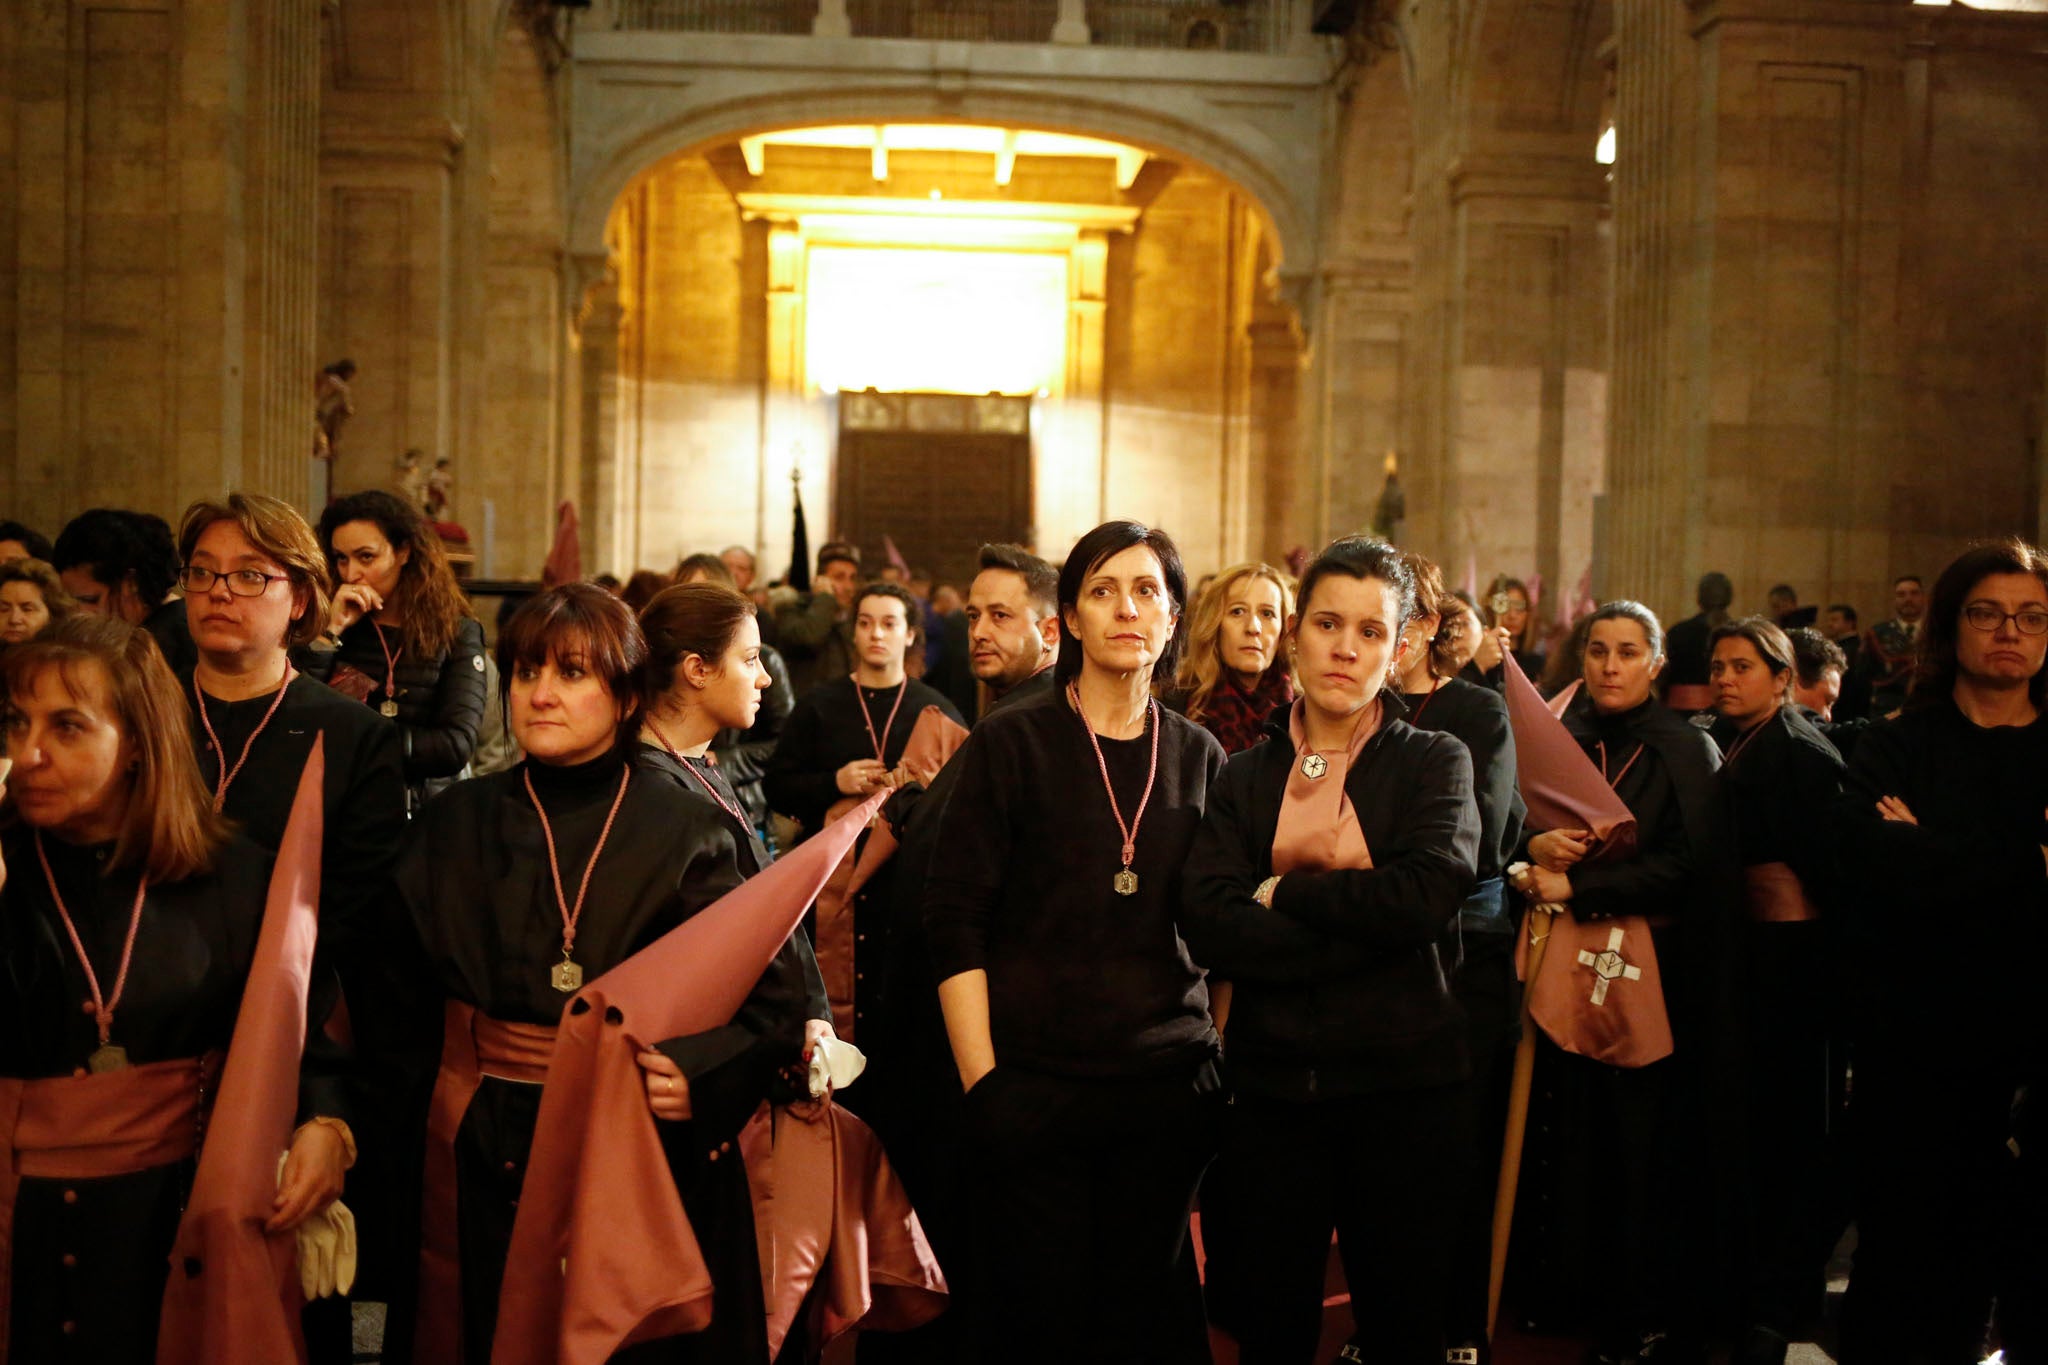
[1254,875,1281,907]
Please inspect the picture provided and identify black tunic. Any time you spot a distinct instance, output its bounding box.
[184,670,411,1301]
[763,675,964,1048]
[762,675,964,838]
[1,831,274,1365]
[393,746,826,1362]
[924,688,1221,1080]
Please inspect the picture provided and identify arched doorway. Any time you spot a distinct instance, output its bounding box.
[572,116,1310,583]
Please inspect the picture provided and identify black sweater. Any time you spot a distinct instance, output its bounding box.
[1181,707,1480,1099]
[297,615,487,786]
[764,675,964,837]
[1401,679,1524,933]
[1720,704,1844,882]
[924,688,1222,1080]
[1833,700,2048,1077]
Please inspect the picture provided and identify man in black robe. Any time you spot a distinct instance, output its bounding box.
[1663,572,1734,711]
[857,544,1059,1362]
[765,583,963,1050]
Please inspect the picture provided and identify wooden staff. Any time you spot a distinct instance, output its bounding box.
[1487,865,1562,1338]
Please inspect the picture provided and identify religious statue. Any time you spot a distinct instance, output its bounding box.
[394,448,428,509]
[425,457,454,521]
[314,359,356,463]
[1372,449,1406,544]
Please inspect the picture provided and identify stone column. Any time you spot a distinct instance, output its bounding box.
[571,254,624,576]
[1399,0,1610,594]
[1052,0,1090,45]
[1606,0,1909,621]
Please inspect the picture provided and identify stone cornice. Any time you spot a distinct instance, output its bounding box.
[321,120,467,170]
[1445,154,1609,205]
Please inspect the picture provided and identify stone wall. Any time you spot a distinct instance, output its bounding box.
[2,0,321,528]
[1607,0,2048,628]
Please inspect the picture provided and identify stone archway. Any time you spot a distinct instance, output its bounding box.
[570,107,1319,580]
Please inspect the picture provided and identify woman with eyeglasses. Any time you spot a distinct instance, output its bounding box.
[176,493,412,1362]
[303,490,486,810]
[1705,616,1846,1365]
[1830,539,2048,1365]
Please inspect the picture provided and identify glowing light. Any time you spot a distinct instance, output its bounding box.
[805,246,1069,397]
[1596,125,1616,166]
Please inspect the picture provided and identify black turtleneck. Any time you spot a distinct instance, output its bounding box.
[0,828,271,1077]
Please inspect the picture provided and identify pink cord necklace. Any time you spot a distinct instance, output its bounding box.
[1068,681,1161,897]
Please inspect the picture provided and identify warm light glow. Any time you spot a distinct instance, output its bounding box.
[1596,125,1616,166]
[738,124,1150,188]
[805,246,1069,396]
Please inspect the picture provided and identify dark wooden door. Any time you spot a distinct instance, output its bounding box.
[833,391,1032,589]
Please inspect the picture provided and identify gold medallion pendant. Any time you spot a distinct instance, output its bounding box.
[380,700,400,718]
[1300,754,1329,780]
[88,1044,129,1073]
[551,960,584,993]
[1113,869,1139,896]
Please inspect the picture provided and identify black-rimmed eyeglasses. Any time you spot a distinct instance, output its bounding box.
[179,565,290,598]
[1962,603,2048,636]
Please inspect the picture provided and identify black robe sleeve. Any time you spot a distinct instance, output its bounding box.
[763,691,838,833]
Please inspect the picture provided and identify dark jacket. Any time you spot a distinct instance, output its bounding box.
[773,592,855,698]
[1181,703,1481,1100]
[297,615,488,791]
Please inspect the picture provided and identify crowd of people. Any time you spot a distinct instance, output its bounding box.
[0,494,2041,1365]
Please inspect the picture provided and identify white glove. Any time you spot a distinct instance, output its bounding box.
[275,1153,358,1299]
[808,1037,867,1098]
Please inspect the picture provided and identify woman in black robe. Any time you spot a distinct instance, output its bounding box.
[396,583,827,1364]
[1515,601,1725,1363]
[1829,540,2048,1365]
[174,492,410,1361]
[1182,537,1480,1364]
[1,615,350,1364]
[1393,552,1525,1360]
[1707,617,1846,1364]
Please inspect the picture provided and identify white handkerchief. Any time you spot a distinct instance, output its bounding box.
[808,1037,867,1097]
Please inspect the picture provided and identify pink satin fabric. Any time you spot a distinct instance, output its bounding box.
[493,788,947,1365]
[1745,862,1820,923]
[810,707,970,1042]
[1515,910,1675,1069]
[414,1003,563,1365]
[0,1054,217,1364]
[159,738,328,1365]
[1500,653,1638,861]
[1270,698,1378,875]
[740,1100,948,1358]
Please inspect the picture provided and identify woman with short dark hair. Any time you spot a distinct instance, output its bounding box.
[1832,538,2048,1364]
[1184,536,1480,1363]
[396,584,818,1362]
[926,520,1223,1362]
[1706,617,1846,1362]
[305,489,486,806]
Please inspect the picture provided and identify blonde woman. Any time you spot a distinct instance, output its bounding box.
[1167,561,1295,754]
